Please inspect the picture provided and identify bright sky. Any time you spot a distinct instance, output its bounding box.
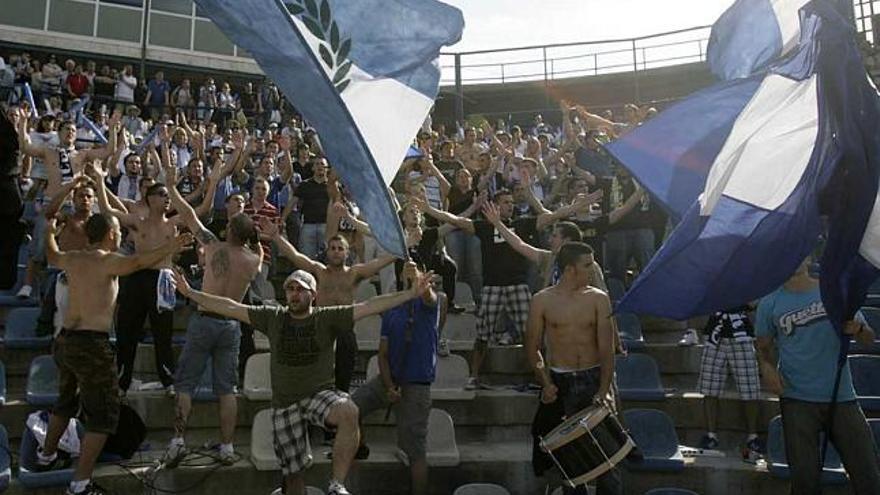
[442,0,737,53]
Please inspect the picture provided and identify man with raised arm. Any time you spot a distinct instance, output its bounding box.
[171,262,432,495]
[258,217,396,393]
[159,162,263,467]
[526,242,621,495]
[415,189,593,389]
[35,213,191,495]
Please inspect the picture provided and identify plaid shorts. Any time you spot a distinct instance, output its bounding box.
[697,338,760,400]
[272,389,349,475]
[476,284,531,343]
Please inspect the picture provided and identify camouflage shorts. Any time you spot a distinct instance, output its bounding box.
[53,330,120,434]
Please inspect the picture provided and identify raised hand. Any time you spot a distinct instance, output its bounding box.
[257,216,280,238]
[171,267,193,297]
[173,233,195,253]
[481,201,501,225]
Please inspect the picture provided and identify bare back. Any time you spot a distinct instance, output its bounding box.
[315,266,360,306]
[201,241,261,303]
[536,286,612,370]
[60,250,120,332]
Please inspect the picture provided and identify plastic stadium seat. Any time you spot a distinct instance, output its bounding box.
[766,415,847,484]
[453,483,511,495]
[865,307,880,329]
[623,409,684,472]
[0,425,9,493]
[615,354,665,401]
[3,307,51,349]
[395,409,459,467]
[869,419,880,447]
[865,278,880,307]
[850,354,880,411]
[644,490,700,495]
[366,354,475,400]
[26,355,59,406]
[17,415,75,488]
[355,315,381,351]
[607,278,626,303]
[243,353,272,401]
[355,281,377,302]
[0,360,5,406]
[616,313,645,350]
[453,281,474,307]
[251,408,278,470]
[444,313,477,342]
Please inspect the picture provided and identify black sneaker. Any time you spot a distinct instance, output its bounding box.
[33,451,72,472]
[65,481,109,494]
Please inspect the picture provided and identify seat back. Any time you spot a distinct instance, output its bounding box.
[452,483,511,495]
[623,409,680,459]
[250,408,278,471]
[863,307,880,332]
[5,307,49,349]
[355,281,377,302]
[355,315,381,350]
[426,408,459,466]
[615,354,665,400]
[26,355,59,406]
[244,353,272,401]
[850,354,880,397]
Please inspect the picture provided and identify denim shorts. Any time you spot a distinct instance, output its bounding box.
[174,312,241,396]
[351,376,432,460]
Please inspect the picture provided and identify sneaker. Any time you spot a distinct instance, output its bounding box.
[437,338,450,357]
[165,385,176,398]
[743,437,765,463]
[449,304,466,314]
[678,328,699,346]
[218,448,237,466]
[162,441,187,469]
[496,334,513,346]
[33,450,72,472]
[464,377,479,390]
[65,481,108,495]
[327,480,351,495]
[699,434,720,450]
[16,285,32,299]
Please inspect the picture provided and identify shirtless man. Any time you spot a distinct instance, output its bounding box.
[36,214,190,495]
[259,218,396,392]
[526,242,621,495]
[92,162,182,394]
[161,161,263,467]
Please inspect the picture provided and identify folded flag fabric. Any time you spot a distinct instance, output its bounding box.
[194,0,464,257]
[606,1,880,326]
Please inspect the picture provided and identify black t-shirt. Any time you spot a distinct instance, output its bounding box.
[474,217,537,286]
[574,215,610,262]
[607,177,659,232]
[292,160,313,181]
[394,228,439,290]
[293,179,329,224]
[447,187,476,216]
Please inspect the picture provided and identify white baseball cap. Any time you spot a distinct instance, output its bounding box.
[284,270,317,293]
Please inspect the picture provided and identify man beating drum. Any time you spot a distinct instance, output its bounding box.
[526,242,624,495]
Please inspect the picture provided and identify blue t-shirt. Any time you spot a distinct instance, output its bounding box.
[755,286,856,403]
[147,79,170,105]
[381,298,439,384]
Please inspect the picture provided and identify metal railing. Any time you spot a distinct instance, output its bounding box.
[439,25,712,87]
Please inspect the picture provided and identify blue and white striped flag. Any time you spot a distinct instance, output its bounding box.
[194,0,464,257]
[606,1,880,326]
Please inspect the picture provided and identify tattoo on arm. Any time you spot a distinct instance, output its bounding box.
[196,227,218,245]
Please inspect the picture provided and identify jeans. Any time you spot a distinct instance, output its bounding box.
[298,222,326,260]
[444,229,482,306]
[551,368,623,495]
[780,399,880,495]
[604,228,655,283]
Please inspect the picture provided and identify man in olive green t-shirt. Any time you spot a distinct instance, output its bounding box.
[172,264,431,495]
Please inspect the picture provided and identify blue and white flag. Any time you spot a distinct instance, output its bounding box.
[606,1,880,325]
[707,0,811,80]
[194,0,464,257]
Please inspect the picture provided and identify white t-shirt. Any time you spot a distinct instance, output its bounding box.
[115,74,137,102]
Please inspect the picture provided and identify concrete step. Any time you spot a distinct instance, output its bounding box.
[0,437,856,495]
[0,388,792,440]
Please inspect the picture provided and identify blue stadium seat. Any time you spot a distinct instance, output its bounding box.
[866,278,880,307]
[616,354,665,401]
[623,409,684,472]
[849,354,880,411]
[17,412,75,489]
[607,278,626,303]
[26,355,59,406]
[616,313,645,350]
[644,490,699,495]
[0,360,5,406]
[193,358,218,402]
[0,425,10,493]
[869,419,880,447]
[3,307,51,349]
[766,415,847,485]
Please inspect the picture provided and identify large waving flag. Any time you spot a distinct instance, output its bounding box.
[707,0,811,80]
[194,0,464,256]
[606,1,880,324]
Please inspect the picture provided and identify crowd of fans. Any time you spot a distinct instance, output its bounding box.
[6,48,878,495]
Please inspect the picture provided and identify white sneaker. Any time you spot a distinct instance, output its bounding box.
[165,385,176,397]
[162,440,187,469]
[328,480,351,495]
[678,329,699,346]
[437,338,450,357]
[464,377,479,390]
[16,285,32,298]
